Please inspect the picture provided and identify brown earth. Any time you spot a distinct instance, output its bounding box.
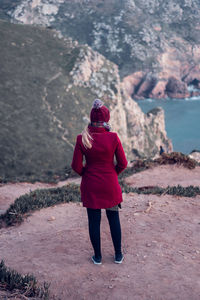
[0,166,200,300]
[125,165,200,188]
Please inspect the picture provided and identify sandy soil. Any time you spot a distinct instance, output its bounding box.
[0,166,200,300]
[125,165,200,188]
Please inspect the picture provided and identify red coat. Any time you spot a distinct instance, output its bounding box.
[71,126,128,209]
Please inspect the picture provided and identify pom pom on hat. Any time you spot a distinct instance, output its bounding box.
[90,99,110,122]
[92,99,104,109]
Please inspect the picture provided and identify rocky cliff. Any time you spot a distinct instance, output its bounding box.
[0,20,172,180]
[69,46,172,158]
[1,0,200,99]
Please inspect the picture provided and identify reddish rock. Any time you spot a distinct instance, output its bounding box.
[149,81,167,99]
[165,76,190,98]
[183,66,200,88]
[123,52,200,100]
[136,76,157,98]
[123,71,145,97]
[123,71,192,100]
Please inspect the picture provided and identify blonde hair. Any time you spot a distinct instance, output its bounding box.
[82,125,93,149]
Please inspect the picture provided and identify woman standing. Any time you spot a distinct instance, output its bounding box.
[71,99,128,265]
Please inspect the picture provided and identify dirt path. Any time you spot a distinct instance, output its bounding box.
[0,166,200,299]
[0,177,81,214]
[125,165,200,188]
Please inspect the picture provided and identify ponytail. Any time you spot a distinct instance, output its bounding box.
[82,125,93,149]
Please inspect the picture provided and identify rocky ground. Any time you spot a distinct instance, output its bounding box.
[0,165,200,299]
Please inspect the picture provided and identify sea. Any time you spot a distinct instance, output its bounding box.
[136,91,200,155]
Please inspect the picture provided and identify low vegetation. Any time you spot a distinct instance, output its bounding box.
[0,184,80,228]
[121,184,200,197]
[1,182,200,229]
[0,166,76,184]
[1,152,199,227]
[0,260,49,299]
[0,20,101,182]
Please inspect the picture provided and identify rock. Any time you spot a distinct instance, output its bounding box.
[69,45,173,159]
[123,72,145,97]
[149,81,167,99]
[165,76,190,99]
[189,151,200,163]
[136,75,157,98]
[47,216,56,221]
[183,66,200,89]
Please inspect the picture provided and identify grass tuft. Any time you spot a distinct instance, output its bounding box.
[0,260,49,299]
[0,184,80,228]
[121,184,200,197]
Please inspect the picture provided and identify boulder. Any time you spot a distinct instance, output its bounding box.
[165,77,190,98]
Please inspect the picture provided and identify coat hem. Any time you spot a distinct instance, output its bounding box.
[82,200,123,210]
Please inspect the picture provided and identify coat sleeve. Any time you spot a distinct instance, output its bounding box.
[115,134,128,175]
[71,135,85,176]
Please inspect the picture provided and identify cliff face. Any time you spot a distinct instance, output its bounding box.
[1,0,200,99]
[0,20,172,180]
[69,46,173,158]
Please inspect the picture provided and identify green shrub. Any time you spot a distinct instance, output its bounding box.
[0,184,80,227]
[0,260,49,299]
[121,183,200,197]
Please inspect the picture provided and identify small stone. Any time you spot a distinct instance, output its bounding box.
[48,216,56,221]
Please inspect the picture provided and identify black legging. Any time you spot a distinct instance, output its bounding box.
[87,208,122,259]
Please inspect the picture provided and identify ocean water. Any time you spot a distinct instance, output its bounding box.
[136,96,200,154]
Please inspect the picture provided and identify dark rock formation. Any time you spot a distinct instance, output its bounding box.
[165,77,189,99]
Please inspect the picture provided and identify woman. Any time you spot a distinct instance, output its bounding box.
[71,99,128,265]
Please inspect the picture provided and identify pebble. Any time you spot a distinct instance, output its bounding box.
[48,216,56,221]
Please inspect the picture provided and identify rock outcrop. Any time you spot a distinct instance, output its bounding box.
[65,41,173,158]
[189,151,200,163]
[0,20,172,180]
[2,0,200,99]
[123,44,200,100]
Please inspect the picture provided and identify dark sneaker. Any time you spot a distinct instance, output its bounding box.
[114,253,124,264]
[91,255,102,265]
